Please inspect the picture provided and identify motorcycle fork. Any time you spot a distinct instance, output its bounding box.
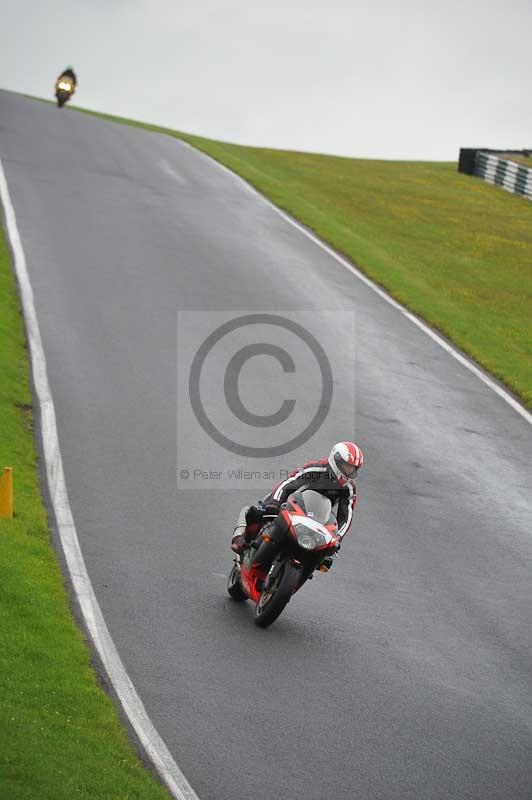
[250,521,283,568]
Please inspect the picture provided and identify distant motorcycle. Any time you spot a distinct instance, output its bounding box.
[55,77,75,108]
[227,489,341,627]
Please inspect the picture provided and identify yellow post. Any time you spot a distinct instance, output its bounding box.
[0,467,13,519]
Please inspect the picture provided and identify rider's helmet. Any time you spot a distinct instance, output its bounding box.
[328,442,364,487]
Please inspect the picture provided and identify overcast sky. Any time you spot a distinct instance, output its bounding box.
[2,0,531,160]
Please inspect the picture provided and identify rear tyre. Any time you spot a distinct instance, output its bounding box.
[227,563,247,601]
[254,561,301,628]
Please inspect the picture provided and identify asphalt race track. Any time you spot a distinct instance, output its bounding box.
[1,91,532,800]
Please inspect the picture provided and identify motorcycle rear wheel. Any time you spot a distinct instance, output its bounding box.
[254,561,301,628]
[227,562,247,601]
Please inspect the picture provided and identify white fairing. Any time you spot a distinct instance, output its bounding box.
[290,514,336,544]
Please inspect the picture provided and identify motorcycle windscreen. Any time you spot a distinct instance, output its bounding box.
[290,489,332,524]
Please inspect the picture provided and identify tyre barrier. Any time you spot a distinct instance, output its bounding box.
[458,148,532,201]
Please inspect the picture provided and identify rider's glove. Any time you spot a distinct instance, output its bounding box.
[246,505,264,525]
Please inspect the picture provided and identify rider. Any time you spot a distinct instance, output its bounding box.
[56,65,77,91]
[231,441,364,559]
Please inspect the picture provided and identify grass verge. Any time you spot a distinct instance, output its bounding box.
[0,224,171,798]
[73,104,532,409]
[500,154,532,168]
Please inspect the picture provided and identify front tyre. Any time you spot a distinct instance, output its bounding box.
[227,562,247,601]
[254,561,301,628]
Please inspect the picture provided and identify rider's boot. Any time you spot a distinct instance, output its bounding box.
[231,506,249,555]
[231,506,262,553]
[231,530,248,554]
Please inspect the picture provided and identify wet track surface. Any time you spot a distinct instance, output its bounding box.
[1,91,532,800]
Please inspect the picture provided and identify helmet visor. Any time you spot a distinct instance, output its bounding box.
[334,452,358,479]
[343,462,358,478]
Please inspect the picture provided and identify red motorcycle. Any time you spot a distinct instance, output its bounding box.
[227,489,341,627]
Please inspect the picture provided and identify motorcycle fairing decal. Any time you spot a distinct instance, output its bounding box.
[287,499,306,517]
[240,562,267,603]
[280,508,293,527]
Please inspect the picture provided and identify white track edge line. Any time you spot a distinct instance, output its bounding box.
[177,139,532,428]
[0,158,200,800]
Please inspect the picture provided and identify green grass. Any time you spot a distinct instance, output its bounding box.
[500,153,532,168]
[0,231,172,798]
[71,104,532,409]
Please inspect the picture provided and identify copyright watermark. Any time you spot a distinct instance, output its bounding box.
[179,468,298,482]
[177,311,356,490]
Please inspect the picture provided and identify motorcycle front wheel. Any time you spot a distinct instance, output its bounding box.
[254,560,301,628]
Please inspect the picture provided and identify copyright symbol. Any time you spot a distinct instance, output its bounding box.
[180,469,190,479]
[188,314,333,458]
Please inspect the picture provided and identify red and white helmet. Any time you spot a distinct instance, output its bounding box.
[328,442,364,486]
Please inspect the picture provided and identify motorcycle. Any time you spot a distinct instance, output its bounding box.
[55,77,75,108]
[227,489,341,628]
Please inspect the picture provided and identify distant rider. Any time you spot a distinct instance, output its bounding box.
[56,65,77,92]
[231,441,364,565]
